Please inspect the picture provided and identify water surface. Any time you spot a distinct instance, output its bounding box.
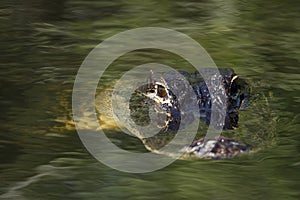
[0,0,299,199]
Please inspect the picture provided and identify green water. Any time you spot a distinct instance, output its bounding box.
[0,0,299,199]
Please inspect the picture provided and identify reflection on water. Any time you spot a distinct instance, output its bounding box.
[0,0,299,199]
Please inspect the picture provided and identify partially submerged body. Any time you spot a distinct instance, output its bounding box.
[128,68,251,159]
[181,136,250,159]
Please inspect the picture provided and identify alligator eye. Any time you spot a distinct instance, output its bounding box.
[157,85,167,97]
[146,88,156,94]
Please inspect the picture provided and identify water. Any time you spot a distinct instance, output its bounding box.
[0,0,299,199]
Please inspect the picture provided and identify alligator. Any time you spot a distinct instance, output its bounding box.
[128,68,251,159]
